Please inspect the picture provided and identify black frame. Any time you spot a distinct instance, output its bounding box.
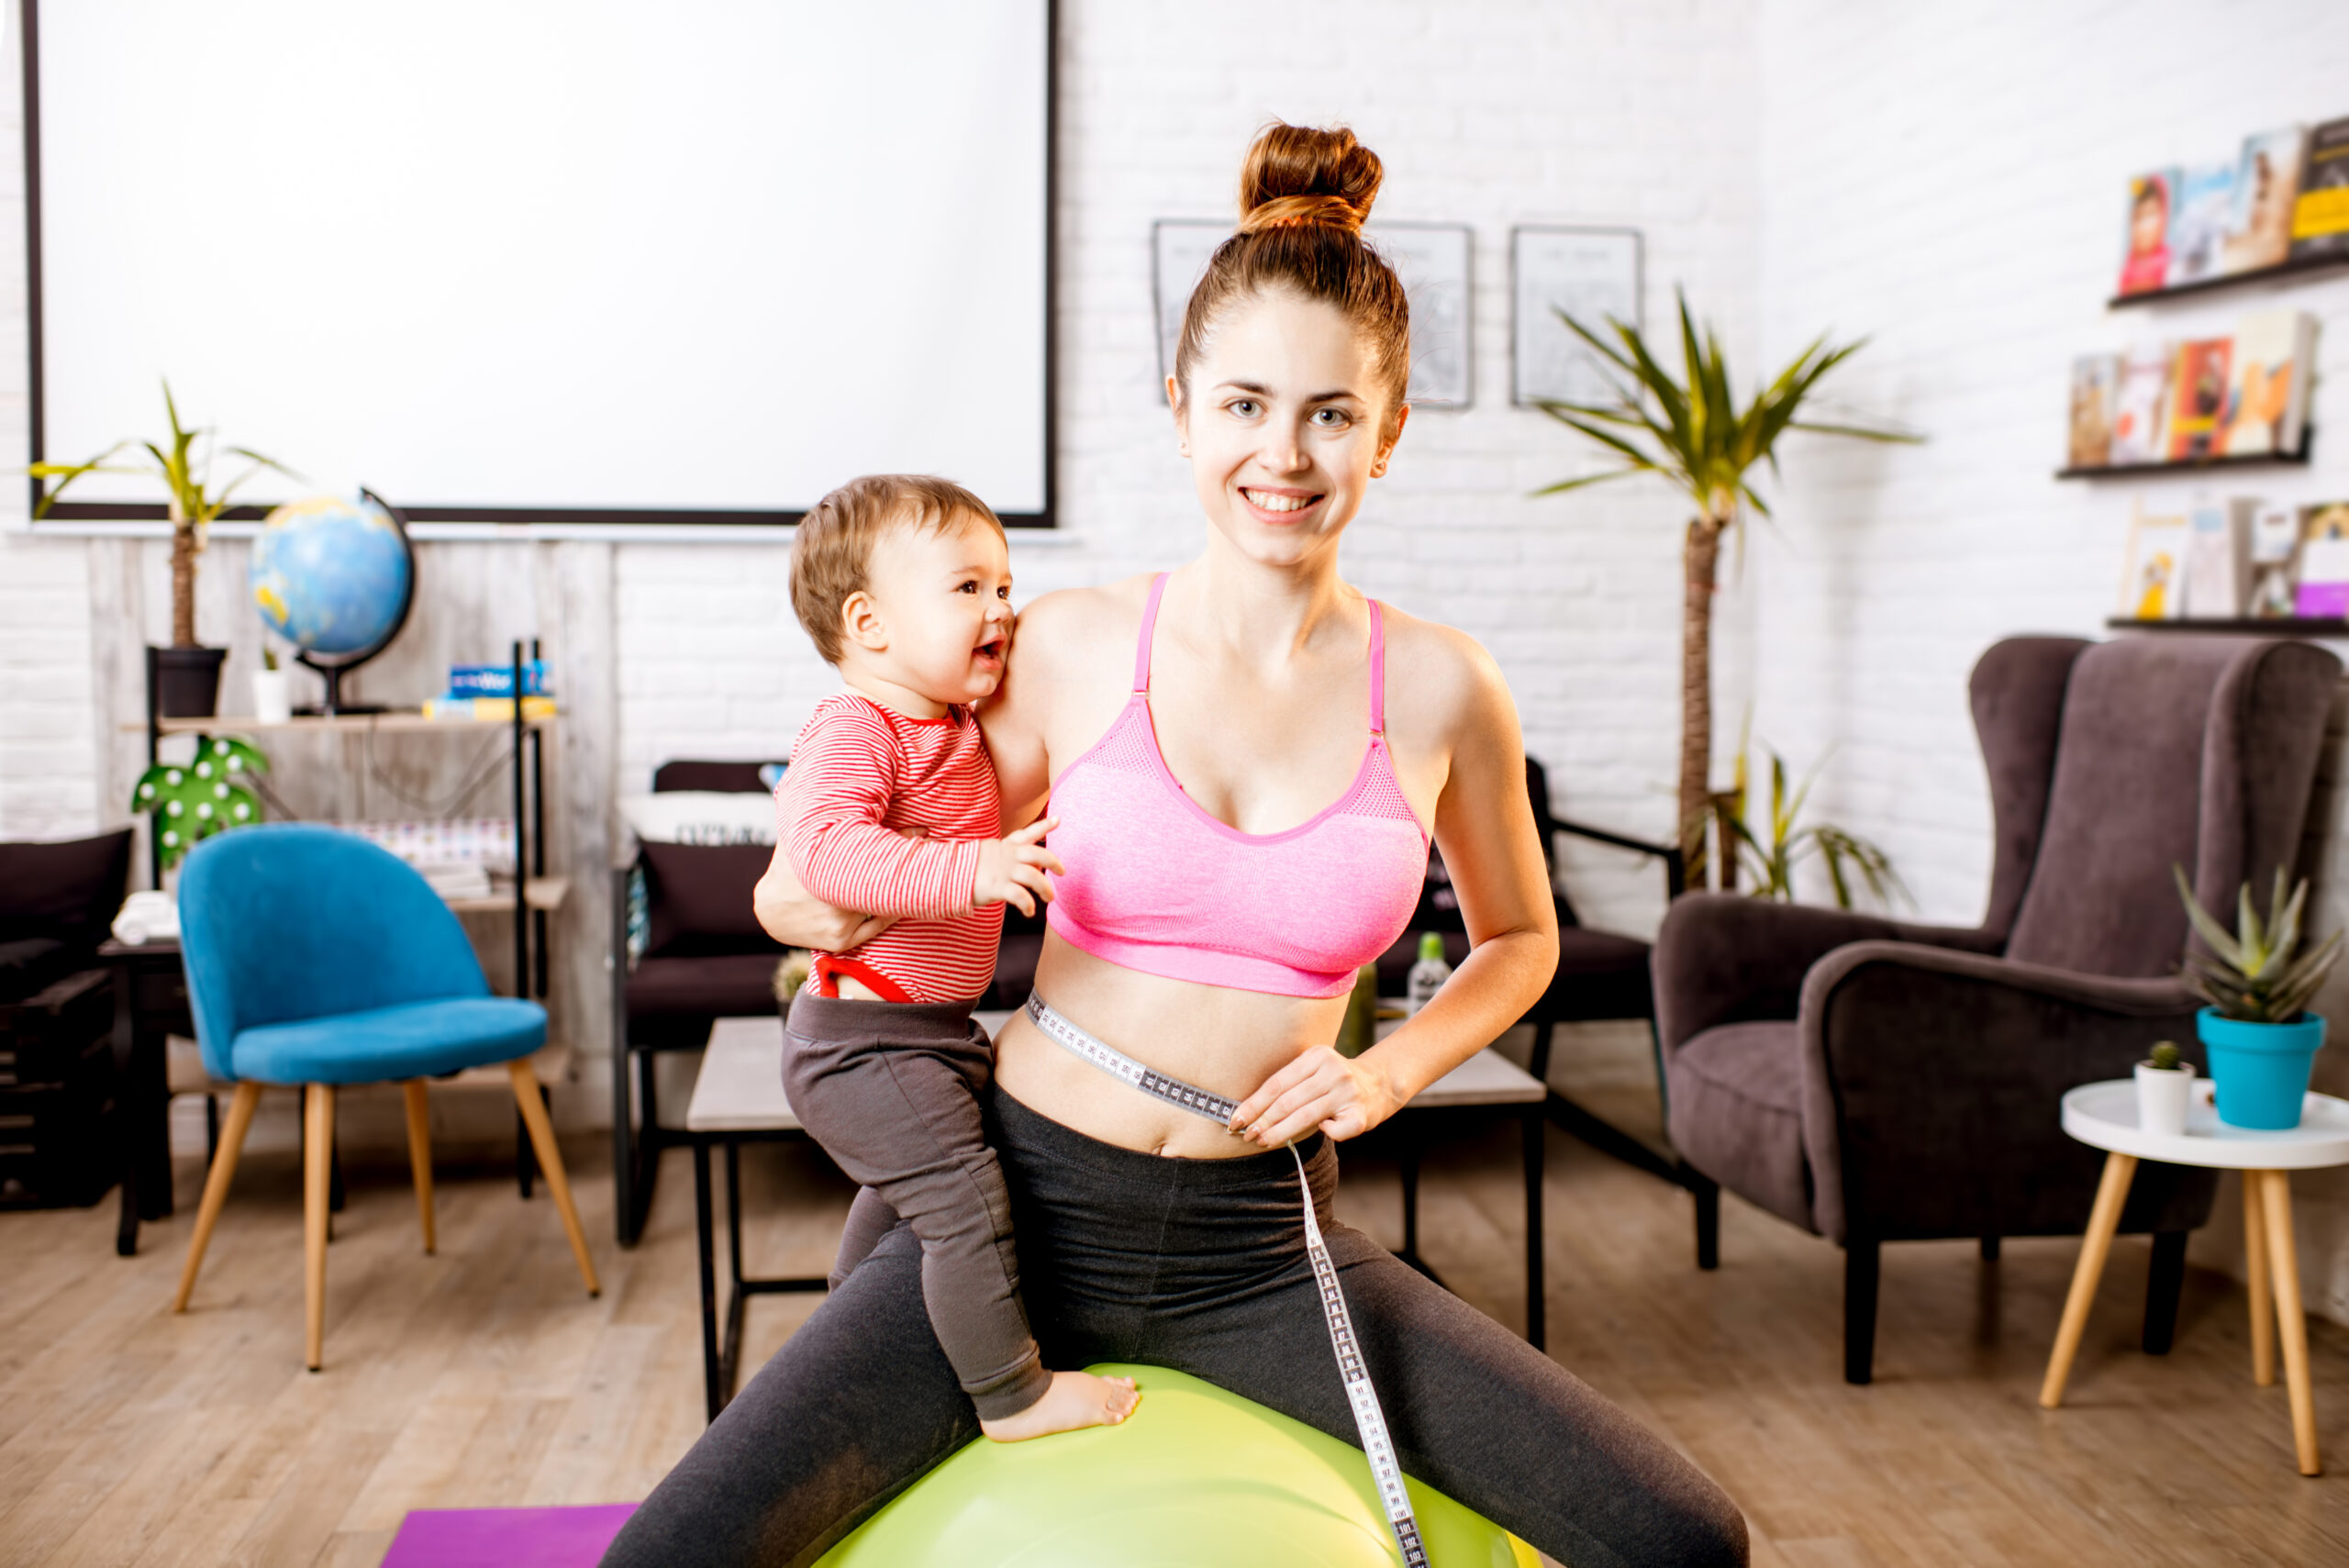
[18,0,1059,530]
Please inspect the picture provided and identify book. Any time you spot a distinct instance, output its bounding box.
[2289,117,2349,262]
[2180,499,2249,617]
[2121,507,2190,620]
[2168,163,2238,284]
[2109,343,2173,463]
[2222,127,2307,272]
[2117,170,2179,295]
[2066,354,2121,468]
[2165,338,2232,461]
[2295,504,2349,618]
[2247,503,2301,618]
[2219,309,2317,457]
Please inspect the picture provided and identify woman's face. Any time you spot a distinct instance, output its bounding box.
[1170,289,1406,568]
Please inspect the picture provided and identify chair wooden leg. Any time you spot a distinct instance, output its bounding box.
[304,1084,336,1371]
[2039,1151,2137,1408]
[2244,1172,2275,1387]
[173,1081,262,1312]
[1844,1238,1880,1385]
[402,1080,437,1255]
[2256,1169,2321,1476]
[510,1061,600,1296]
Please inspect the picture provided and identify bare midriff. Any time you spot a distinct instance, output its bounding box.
[992,929,1350,1159]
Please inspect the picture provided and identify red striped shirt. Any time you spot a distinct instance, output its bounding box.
[778,693,1004,1004]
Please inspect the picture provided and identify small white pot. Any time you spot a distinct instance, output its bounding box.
[251,667,292,725]
[2135,1061,2196,1138]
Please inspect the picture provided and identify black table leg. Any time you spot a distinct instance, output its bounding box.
[1399,1140,1422,1264]
[694,1140,722,1423]
[1523,1106,1545,1351]
[720,1140,747,1406]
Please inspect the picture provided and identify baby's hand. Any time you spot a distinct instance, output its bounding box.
[974,817,1063,917]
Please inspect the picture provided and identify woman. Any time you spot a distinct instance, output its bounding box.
[604,123,1747,1568]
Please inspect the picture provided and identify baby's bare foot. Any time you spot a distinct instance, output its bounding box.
[980,1370,1141,1442]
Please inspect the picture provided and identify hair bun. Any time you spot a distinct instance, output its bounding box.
[1236,122,1381,236]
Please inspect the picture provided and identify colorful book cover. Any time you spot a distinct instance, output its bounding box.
[2219,309,2317,457]
[2223,127,2307,272]
[2247,503,2301,618]
[2117,170,2178,295]
[2066,354,2120,468]
[2167,163,2238,284]
[2165,339,2232,461]
[2121,509,2190,619]
[2295,504,2349,619]
[2180,500,2246,618]
[2289,117,2349,262]
[2109,342,2173,464]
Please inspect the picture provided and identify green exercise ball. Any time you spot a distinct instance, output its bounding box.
[814,1363,1536,1568]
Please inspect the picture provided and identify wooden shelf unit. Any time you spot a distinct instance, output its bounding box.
[140,710,553,736]
[2057,431,2314,480]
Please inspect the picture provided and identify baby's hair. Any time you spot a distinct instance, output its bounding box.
[790,474,1004,665]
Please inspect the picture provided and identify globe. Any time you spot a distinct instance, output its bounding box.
[250,492,416,712]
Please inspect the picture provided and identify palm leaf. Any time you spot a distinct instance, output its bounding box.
[2174,866,2248,970]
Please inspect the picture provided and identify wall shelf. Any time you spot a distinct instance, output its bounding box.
[2057,432,2313,480]
[129,710,554,736]
[2107,250,2349,309]
[2107,617,2349,635]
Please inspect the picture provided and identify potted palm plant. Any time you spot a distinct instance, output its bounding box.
[2176,867,2342,1129]
[30,382,295,717]
[1536,295,1918,886]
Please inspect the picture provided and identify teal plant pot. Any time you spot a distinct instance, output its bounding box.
[2198,1007,2326,1130]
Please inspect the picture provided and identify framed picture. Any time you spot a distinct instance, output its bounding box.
[1512,226,1642,407]
[1151,219,1475,407]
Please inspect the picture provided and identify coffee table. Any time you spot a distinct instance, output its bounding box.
[2038,1077,2349,1475]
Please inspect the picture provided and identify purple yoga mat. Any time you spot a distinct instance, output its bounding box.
[382,1506,638,1567]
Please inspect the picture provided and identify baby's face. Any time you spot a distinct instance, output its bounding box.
[860,514,1015,706]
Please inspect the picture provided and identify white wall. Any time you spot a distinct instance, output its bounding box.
[1753,0,2349,1319]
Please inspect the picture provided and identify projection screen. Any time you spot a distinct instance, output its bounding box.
[23,0,1052,529]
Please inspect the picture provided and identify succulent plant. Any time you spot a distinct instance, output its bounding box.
[132,735,267,869]
[2147,1040,2184,1072]
[2174,865,2343,1024]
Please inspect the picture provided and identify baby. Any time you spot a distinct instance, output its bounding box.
[774,473,1138,1440]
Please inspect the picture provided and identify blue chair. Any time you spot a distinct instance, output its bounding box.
[171,824,599,1370]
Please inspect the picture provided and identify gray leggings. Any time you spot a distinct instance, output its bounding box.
[602,1088,1748,1568]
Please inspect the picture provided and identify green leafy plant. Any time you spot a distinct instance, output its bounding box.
[1712,731,1906,910]
[30,382,296,648]
[1534,293,1920,887]
[2174,866,2343,1023]
[2147,1040,2185,1072]
[132,736,268,869]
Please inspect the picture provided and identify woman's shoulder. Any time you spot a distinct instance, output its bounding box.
[1012,574,1158,669]
[1372,599,1513,739]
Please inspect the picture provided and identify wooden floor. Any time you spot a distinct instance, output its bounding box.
[3,1061,2346,1567]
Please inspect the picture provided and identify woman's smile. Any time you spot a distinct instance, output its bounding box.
[1238,484,1325,522]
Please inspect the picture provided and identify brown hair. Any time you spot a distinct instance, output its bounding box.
[1171,122,1411,423]
[790,474,1003,664]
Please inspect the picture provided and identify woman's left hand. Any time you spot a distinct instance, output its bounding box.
[1229,1046,1401,1147]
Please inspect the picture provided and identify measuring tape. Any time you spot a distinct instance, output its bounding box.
[1022,995,1430,1568]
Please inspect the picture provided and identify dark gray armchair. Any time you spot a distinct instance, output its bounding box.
[1653,634,2341,1384]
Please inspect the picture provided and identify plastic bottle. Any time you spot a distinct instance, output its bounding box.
[1406,932,1452,1013]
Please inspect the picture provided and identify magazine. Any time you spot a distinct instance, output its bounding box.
[2117,170,2178,295]
[2067,354,2120,468]
[2168,163,2238,284]
[2121,507,2190,620]
[2165,338,2232,461]
[2181,499,2248,617]
[2296,504,2349,619]
[2289,117,2349,263]
[2247,503,2301,618]
[2223,127,2307,272]
[2219,309,2317,457]
[2109,343,2174,464]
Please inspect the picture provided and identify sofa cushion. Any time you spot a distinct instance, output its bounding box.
[640,841,783,958]
[627,951,789,1021]
[1666,1020,1814,1232]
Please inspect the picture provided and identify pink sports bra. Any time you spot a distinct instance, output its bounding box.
[1044,574,1431,999]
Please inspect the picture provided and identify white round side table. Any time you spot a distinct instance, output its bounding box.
[2038,1078,2349,1475]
